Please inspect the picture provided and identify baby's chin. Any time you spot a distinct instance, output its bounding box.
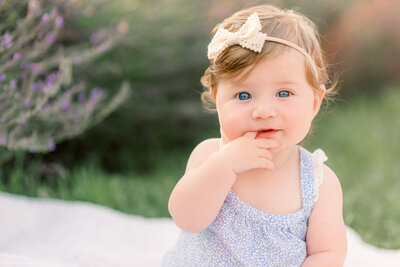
[268,145,285,154]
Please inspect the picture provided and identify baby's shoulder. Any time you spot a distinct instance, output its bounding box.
[321,165,341,191]
[192,138,220,155]
[317,164,343,206]
[185,138,220,172]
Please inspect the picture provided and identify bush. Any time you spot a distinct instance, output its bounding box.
[0,0,130,165]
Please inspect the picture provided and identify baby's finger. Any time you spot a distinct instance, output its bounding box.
[242,131,258,140]
[256,158,274,170]
[257,149,272,160]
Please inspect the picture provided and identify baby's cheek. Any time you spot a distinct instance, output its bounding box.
[220,113,245,142]
[289,115,313,143]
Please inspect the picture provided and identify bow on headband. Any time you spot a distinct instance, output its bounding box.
[207,12,318,79]
[208,12,266,60]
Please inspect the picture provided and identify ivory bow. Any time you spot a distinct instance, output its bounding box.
[207,12,267,60]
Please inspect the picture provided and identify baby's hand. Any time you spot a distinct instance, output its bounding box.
[218,132,282,174]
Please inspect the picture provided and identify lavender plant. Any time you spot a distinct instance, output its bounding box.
[0,0,130,163]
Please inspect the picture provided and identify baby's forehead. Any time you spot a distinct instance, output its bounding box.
[220,77,302,89]
[220,52,308,86]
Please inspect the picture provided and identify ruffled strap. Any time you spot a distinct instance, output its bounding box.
[312,149,328,203]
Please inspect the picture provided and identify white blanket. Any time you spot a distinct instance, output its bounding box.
[0,191,399,267]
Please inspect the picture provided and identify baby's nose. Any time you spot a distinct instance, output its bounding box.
[252,101,276,119]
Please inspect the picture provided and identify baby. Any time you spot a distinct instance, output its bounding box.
[163,5,347,266]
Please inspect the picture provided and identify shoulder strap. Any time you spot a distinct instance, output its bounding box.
[312,149,328,203]
[299,147,315,211]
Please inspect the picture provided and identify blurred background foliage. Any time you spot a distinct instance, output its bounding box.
[0,0,130,163]
[1,0,399,249]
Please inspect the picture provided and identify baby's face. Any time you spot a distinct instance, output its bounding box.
[215,49,324,150]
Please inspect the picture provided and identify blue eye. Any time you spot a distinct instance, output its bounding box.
[277,90,291,98]
[237,92,251,100]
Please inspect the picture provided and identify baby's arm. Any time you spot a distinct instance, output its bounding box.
[301,165,347,266]
[168,138,236,233]
[168,133,280,233]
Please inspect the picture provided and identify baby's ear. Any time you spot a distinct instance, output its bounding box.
[313,84,326,115]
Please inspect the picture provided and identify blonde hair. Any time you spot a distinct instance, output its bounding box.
[201,5,338,111]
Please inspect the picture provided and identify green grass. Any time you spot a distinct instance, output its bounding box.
[0,149,188,218]
[306,87,400,249]
[1,87,400,249]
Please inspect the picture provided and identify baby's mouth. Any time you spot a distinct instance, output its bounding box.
[256,129,280,138]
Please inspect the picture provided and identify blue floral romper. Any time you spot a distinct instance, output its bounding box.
[162,146,327,266]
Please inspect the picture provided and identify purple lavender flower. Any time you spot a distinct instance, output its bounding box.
[10,79,16,87]
[1,116,5,121]
[42,86,48,93]
[1,137,6,143]
[31,82,40,91]
[56,16,64,27]
[24,99,30,106]
[90,33,102,44]
[97,44,107,53]
[44,32,56,45]
[19,118,26,125]
[42,13,49,22]
[48,139,56,151]
[86,100,95,109]
[21,71,27,79]
[91,88,102,99]
[62,101,70,110]
[78,92,86,102]
[46,72,57,86]
[0,74,5,81]
[22,62,31,69]
[13,52,20,60]
[31,64,39,73]
[4,33,12,48]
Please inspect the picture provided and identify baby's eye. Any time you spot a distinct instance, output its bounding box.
[236,92,251,101]
[277,90,292,98]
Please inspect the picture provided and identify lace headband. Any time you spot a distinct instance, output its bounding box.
[207,12,317,78]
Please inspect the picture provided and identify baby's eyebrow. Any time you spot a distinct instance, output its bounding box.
[277,80,300,86]
[228,82,249,90]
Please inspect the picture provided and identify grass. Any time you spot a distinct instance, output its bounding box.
[0,149,188,218]
[1,87,400,249]
[306,87,400,249]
